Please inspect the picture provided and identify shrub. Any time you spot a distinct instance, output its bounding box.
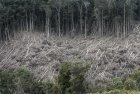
[0,68,54,94]
[52,83,61,94]
[124,78,137,90]
[131,70,140,90]
[0,69,16,94]
[131,70,140,82]
[32,81,53,94]
[102,89,125,94]
[101,90,140,94]
[44,80,55,94]
[0,62,89,94]
[14,68,55,94]
[94,83,107,93]
[108,77,124,90]
[57,62,71,94]
[14,68,35,94]
[69,62,89,94]
[57,62,89,94]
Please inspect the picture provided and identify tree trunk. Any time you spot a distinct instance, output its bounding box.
[71,11,75,36]
[58,8,61,37]
[46,16,50,39]
[29,12,33,32]
[101,10,103,37]
[80,6,83,34]
[123,5,126,38]
[26,12,29,32]
[84,7,87,39]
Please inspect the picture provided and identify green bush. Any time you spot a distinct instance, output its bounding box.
[131,70,140,90]
[0,69,16,94]
[69,62,89,94]
[57,62,89,94]
[94,83,107,93]
[2,66,140,94]
[101,90,140,94]
[14,68,35,93]
[131,70,140,82]
[0,63,89,94]
[101,89,127,94]
[57,62,71,94]
[0,68,54,94]
[32,81,54,94]
[98,70,140,94]
[108,77,124,90]
[44,80,55,94]
[124,78,137,90]
[14,68,55,94]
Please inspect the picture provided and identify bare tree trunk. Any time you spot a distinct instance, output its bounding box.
[67,5,70,34]
[46,16,50,39]
[29,12,33,32]
[80,6,83,34]
[101,10,103,37]
[0,27,1,42]
[123,5,126,38]
[71,11,75,36]
[26,12,29,32]
[84,7,87,39]
[116,20,119,38]
[0,29,2,43]
[4,24,8,41]
[29,18,32,32]
[32,14,34,32]
[99,18,101,37]
[22,20,25,31]
[58,8,61,37]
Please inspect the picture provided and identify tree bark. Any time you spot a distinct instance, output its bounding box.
[84,7,87,38]
[58,8,61,37]
[80,6,83,34]
[71,11,75,36]
[123,5,126,38]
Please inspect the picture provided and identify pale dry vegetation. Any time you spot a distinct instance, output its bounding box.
[1,24,140,85]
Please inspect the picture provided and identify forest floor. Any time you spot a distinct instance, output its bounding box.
[1,25,140,84]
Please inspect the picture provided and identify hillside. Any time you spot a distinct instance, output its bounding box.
[0,25,140,85]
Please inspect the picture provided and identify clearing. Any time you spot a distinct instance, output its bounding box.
[1,25,140,85]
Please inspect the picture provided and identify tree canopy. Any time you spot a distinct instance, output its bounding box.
[0,0,140,40]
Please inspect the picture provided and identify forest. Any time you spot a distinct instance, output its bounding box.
[0,0,140,40]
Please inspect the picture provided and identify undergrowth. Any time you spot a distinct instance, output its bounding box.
[0,63,140,94]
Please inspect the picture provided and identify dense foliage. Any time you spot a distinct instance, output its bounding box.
[57,62,89,94]
[0,68,50,94]
[0,62,89,94]
[92,70,140,94]
[1,63,140,94]
[0,0,140,40]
